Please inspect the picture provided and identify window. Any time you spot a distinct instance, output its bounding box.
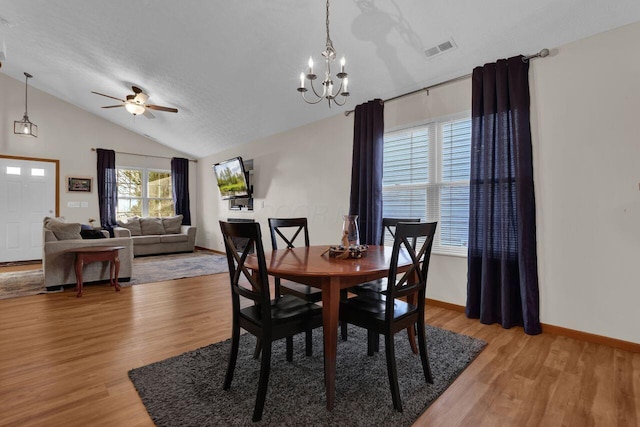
[382,113,471,256]
[116,168,174,220]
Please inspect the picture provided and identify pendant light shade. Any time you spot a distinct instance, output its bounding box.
[14,72,38,137]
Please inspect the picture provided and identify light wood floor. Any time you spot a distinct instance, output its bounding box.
[0,273,638,426]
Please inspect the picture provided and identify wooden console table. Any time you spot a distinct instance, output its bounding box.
[64,246,125,297]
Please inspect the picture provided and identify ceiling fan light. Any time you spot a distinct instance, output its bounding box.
[125,102,145,115]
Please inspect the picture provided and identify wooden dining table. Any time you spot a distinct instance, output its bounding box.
[245,244,412,410]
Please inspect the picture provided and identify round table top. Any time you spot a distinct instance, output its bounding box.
[64,245,125,254]
[249,245,411,278]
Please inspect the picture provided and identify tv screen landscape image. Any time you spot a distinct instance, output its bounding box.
[213,157,250,200]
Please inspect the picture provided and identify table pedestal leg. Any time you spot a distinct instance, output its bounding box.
[321,277,340,410]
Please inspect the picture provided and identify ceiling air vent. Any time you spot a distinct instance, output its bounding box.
[424,38,457,59]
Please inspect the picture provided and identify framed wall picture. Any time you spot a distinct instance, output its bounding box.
[67,176,92,192]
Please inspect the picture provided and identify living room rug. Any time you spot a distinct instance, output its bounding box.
[128,325,486,426]
[0,251,228,299]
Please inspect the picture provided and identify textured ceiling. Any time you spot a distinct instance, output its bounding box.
[1,1,639,158]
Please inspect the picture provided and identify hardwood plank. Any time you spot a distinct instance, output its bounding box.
[0,274,637,426]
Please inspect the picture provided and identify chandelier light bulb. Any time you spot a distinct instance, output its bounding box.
[23,124,29,134]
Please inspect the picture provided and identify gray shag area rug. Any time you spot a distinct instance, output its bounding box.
[0,251,228,299]
[128,325,486,426]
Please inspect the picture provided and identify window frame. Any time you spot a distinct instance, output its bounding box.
[116,166,174,220]
[382,111,471,257]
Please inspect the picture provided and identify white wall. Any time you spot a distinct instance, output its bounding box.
[197,21,640,343]
[0,73,197,225]
[530,22,640,343]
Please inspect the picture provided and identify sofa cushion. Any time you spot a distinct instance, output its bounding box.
[140,217,166,235]
[117,217,142,236]
[132,235,161,245]
[162,215,183,234]
[48,222,82,240]
[160,234,188,244]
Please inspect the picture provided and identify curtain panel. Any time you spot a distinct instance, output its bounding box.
[466,56,541,335]
[171,157,191,225]
[96,148,118,236]
[349,99,384,245]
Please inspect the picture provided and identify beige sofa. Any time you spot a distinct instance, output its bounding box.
[43,218,133,290]
[113,215,196,257]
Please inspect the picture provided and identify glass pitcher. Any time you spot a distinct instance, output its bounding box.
[341,215,360,247]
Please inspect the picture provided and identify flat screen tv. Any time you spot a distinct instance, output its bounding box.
[213,156,250,200]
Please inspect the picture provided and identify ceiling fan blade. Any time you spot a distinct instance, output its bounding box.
[101,105,124,108]
[132,85,143,94]
[91,91,125,102]
[142,109,156,119]
[146,104,178,113]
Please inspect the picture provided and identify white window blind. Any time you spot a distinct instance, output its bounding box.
[382,113,471,256]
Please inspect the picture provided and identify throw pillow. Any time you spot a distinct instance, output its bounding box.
[162,215,184,234]
[43,216,66,228]
[48,222,82,240]
[140,217,166,235]
[80,229,106,239]
[117,217,142,236]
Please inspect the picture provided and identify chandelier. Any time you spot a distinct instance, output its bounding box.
[14,72,38,137]
[297,0,349,107]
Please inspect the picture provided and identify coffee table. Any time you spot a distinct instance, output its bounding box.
[64,246,125,297]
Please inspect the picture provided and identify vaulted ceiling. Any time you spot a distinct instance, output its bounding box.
[1,1,639,158]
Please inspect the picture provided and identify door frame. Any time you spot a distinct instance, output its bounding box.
[0,154,60,217]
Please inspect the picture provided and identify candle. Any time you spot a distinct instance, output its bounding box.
[308,57,314,74]
[343,78,348,93]
[340,56,345,73]
[300,72,305,88]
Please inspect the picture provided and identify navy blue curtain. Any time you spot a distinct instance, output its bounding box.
[349,99,384,245]
[466,56,541,335]
[171,157,191,225]
[96,148,118,236]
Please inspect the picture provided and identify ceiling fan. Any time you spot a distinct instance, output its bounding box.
[91,86,178,118]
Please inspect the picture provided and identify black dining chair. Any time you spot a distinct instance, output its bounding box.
[339,221,437,412]
[268,218,322,304]
[269,217,322,356]
[341,218,420,343]
[220,220,323,422]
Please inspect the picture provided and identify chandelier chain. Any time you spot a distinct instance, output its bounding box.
[325,0,333,50]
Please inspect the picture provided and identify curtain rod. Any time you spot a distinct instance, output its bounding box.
[344,48,549,117]
[90,148,197,163]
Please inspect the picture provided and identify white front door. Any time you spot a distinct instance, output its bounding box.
[0,157,57,262]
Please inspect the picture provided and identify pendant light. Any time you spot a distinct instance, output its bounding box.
[14,72,38,137]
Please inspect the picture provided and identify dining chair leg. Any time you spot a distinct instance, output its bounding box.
[407,324,418,355]
[223,321,241,390]
[417,321,433,383]
[340,289,348,341]
[367,329,375,356]
[384,333,403,412]
[274,277,282,297]
[253,339,262,359]
[305,330,313,356]
[286,336,293,362]
[253,340,272,422]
